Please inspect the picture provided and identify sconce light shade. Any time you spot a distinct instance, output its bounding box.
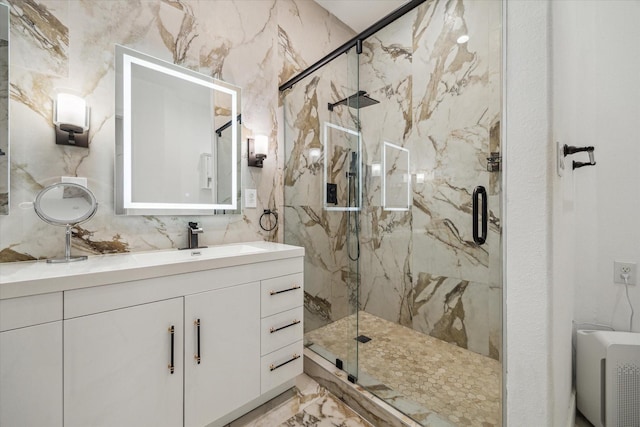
[54,92,90,148]
[309,147,321,162]
[248,135,268,168]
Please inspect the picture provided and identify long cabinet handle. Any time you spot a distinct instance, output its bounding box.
[194,319,201,364]
[270,285,301,296]
[168,325,175,374]
[270,319,301,334]
[270,353,300,371]
[472,186,487,245]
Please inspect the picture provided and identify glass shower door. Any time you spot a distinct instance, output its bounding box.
[283,47,360,380]
[354,1,503,425]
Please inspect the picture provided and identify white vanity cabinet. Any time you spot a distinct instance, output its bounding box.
[183,282,261,427]
[0,293,63,427]
[0,242,304,427]
[63,298,184,427]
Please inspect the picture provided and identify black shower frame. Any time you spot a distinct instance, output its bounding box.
[278,0,427,93]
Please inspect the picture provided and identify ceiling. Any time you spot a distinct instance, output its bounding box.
[313,0,411,33]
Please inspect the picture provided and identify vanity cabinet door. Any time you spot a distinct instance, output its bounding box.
[184,282,260,427]
[64,298,184,427]
[0,321,63,427]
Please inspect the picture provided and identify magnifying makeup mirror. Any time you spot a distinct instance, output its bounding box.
[34,182,98,263]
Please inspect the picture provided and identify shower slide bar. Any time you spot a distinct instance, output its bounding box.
[279,0,427,92]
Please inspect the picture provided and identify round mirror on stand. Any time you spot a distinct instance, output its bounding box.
[34,182,98,263]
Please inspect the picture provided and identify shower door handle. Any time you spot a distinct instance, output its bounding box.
[472,186,487,245]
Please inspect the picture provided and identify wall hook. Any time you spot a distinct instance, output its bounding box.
[563,144,596,170]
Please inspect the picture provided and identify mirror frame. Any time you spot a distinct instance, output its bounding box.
[34,182,98,226]
[115,45,240,215]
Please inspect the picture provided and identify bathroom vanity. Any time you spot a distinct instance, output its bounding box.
[0,241,304,427]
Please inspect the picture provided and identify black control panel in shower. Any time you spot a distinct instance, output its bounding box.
[327,183,338,205]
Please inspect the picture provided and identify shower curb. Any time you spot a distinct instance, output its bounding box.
[304,348,450,427]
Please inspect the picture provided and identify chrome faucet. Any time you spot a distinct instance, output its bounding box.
[188,222,204,249]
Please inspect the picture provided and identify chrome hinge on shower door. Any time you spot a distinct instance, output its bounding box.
[486,152,501,172]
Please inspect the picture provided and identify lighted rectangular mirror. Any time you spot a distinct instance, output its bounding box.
[0,4,8,215]
[115,45,240,215]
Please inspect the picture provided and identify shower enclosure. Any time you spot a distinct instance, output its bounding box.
[283,1,502,425]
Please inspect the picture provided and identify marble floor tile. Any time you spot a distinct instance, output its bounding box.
[305,312,502,427]
[233,374,372,427]
[279,395,374,427]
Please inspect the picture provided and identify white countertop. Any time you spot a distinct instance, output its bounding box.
[0,241,304,300]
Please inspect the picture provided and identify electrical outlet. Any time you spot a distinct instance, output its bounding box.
[614,261,637,285]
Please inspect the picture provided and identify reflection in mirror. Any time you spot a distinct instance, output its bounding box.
[0,4,8,215]
[34,183,98,263]
[115,45,241,215]
[214,114,241,214]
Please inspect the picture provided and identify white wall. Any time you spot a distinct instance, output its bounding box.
[550,2,580,425]
[506,1,640,426]
[562,1,640,334]
[504,1,554,424]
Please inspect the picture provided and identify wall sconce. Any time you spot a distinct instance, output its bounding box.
[53,92,90,148]
[248,135,268,168]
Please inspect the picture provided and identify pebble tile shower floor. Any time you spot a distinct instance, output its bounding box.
[305,312,501,426]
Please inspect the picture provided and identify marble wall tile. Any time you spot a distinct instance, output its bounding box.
[276,0,355,86]
[7,0,68,76]
[0,0,354,261]
[284,204,357,331]
[358,207,413,327]
[411,273,498,358]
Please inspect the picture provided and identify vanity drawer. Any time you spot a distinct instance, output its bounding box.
[261,306,303,356]
[260,340,303,394]
[0,292,63,332]
[260,273,303,318]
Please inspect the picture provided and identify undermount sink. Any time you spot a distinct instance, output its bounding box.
[131,244,268,264]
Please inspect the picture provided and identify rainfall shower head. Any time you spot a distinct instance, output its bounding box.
[328,91,380,111]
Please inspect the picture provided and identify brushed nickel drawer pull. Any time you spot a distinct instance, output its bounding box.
[270,319,300,334]
[270,285,301,296]
[270,353,300,371]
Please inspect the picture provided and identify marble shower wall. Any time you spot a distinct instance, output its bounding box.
[0,0,354,262]
[284,0,502,360]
